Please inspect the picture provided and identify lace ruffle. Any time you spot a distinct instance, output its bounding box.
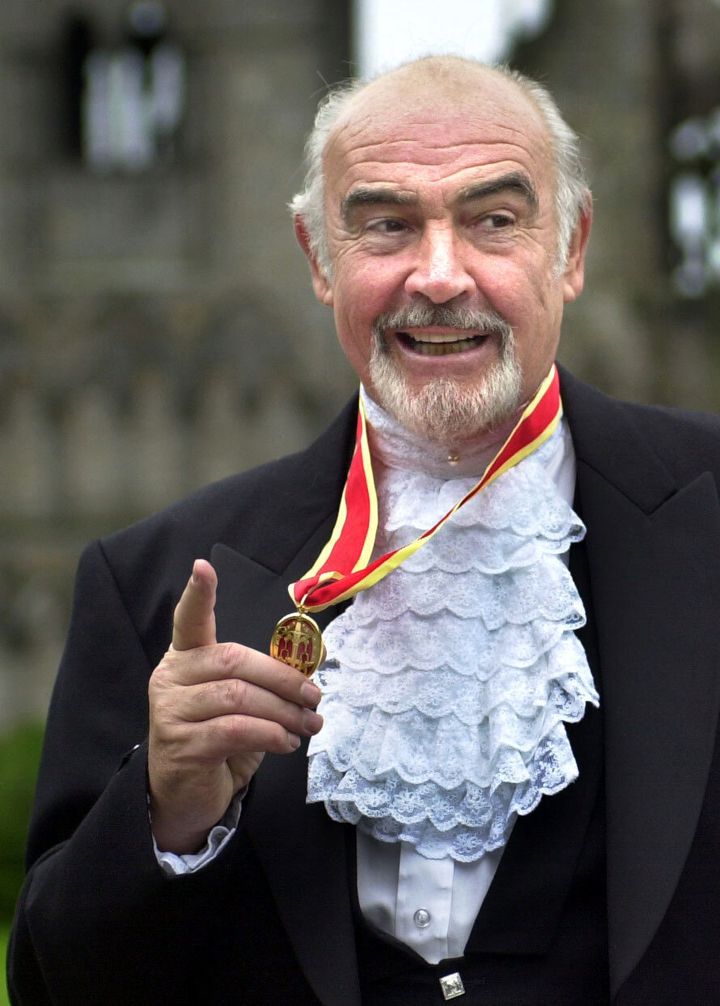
[306,420,599,862]
[342,562,585,627]
[309,727,579,861]
[381,464,578,538]
[315,635,592,724]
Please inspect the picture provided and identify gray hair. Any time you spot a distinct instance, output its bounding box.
[290,57,591,277]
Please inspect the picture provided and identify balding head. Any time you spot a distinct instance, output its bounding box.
[291,56,589,276]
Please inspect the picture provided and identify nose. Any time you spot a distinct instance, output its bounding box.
[404,225,476,303]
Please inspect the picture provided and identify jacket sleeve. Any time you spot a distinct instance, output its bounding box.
[7,541,236,1005]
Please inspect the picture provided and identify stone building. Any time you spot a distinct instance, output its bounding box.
[2,0,720,726]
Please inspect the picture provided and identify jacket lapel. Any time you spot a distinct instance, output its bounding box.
[563,372,720,997]
[210,413,363,1006]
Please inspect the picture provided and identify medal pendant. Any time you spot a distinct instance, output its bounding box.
[269,611,325,677]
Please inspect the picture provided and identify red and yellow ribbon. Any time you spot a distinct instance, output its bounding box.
[290,364,562,614]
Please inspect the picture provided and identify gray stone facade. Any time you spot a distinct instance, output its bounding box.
[2,0,720,726]
[0,0,354,725]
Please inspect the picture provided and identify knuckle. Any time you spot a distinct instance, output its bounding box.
[218,641,243,672]
[148,685,176,724]
[202,677,248,711]
[227,678,249,709]
[223,716,250,749]
[148,707,183,747]
[149,653,185,700]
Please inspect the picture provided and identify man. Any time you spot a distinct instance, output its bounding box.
[8,56,720,1005]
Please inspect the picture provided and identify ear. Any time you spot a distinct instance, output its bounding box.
[561,201,593,303]
[294,215,334,306]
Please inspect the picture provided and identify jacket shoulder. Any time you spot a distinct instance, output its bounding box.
[599,397,720,483]
[560,367,720,486]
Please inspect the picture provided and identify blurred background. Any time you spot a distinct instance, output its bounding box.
[3,0,720,976]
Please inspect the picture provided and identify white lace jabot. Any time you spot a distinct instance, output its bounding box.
[307,390,599,862]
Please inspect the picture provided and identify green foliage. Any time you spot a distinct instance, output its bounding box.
[0,723,44,924]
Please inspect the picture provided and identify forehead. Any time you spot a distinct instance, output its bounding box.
[324,72,554,202]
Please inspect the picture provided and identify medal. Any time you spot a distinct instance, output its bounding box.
[269,610,325,677]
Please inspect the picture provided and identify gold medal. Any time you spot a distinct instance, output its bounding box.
[269,611,325,677]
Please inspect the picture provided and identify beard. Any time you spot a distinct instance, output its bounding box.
[368,305,523,443]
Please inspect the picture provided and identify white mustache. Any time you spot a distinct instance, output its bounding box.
[373,306,513,342]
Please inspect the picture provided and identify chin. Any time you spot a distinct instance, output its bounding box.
[367,339,523,443]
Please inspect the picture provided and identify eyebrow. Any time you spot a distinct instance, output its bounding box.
[340,171,539,224]
[456,172,539,212]
[340,187,417,223]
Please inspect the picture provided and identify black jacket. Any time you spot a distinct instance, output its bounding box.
[8,369,720,1004]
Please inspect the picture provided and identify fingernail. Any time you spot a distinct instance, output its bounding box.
[288,732,301,750]
[301,681,322,706]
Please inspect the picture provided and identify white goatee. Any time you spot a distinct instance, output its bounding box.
[368,305,523,443]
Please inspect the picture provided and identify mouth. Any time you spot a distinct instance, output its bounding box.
[395,329,489,356]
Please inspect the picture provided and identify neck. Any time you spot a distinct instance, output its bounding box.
[361,386,523,478]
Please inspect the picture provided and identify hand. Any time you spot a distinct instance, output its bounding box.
[148,559,323,854]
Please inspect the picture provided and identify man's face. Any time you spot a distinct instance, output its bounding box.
[298,70,590,442]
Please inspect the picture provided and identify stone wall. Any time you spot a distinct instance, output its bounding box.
[0,0,355,726]
[4,0,720,727]
[516,0,720,408]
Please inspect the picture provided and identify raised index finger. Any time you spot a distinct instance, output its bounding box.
[172,559,217,651]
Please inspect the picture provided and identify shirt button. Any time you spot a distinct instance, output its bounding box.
[413,908,431,928]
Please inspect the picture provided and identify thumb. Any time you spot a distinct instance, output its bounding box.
[171,559,218,651]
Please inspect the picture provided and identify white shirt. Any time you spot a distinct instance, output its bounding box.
[156,418,579,964]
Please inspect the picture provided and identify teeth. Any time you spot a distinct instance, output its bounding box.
[401,331,483,355]
[410,333,472,346]
[411,339,477,355]
[402,331,479,344]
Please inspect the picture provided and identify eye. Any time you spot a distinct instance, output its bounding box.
[480,212,515,229]
[366,217,410,235]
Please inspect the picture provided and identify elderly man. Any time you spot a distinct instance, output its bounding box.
[9,56,720,1005]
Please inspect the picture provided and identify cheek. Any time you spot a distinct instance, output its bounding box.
[333,257,403,326]
[331,265,404,383]
[331,287,377,374]
[488,259,561,325]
